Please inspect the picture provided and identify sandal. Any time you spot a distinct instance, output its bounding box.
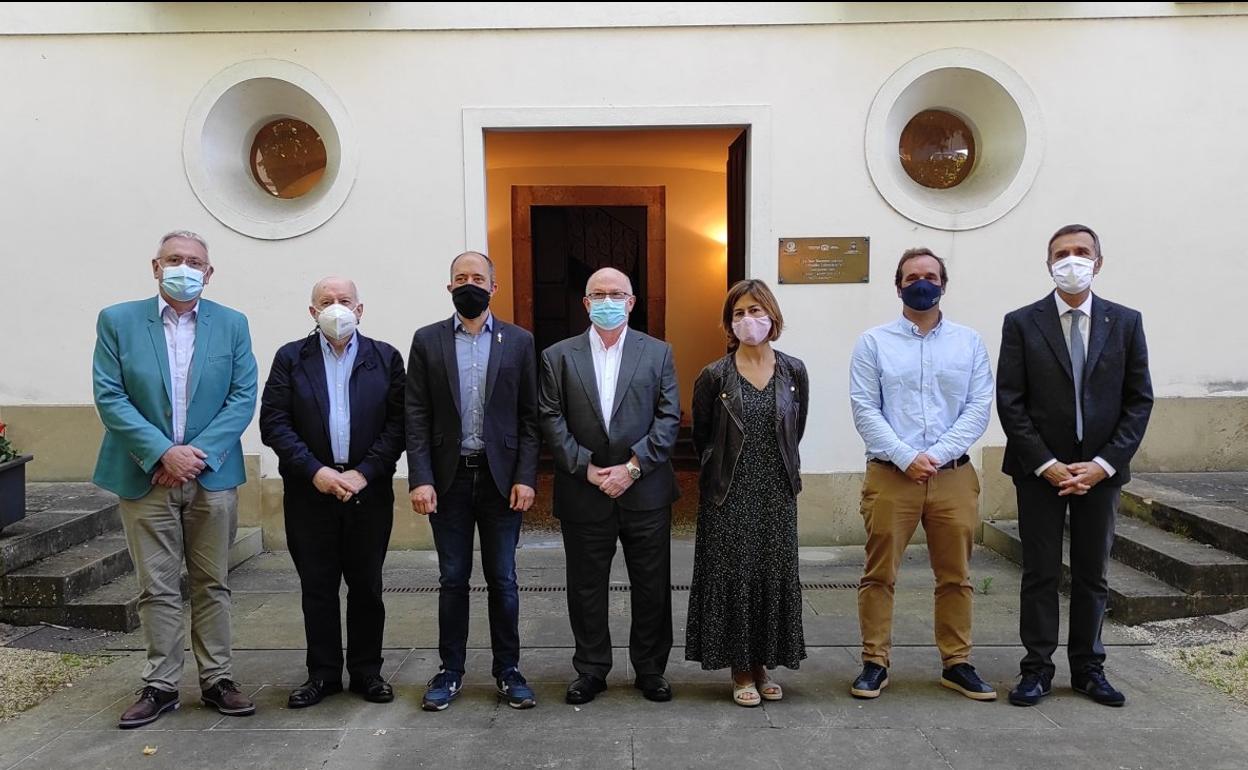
[732,680,761,707]
[757,678,783,701]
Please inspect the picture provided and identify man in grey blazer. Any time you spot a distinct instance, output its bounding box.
[539,267,681,705]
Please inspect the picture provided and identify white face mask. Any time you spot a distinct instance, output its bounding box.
[317,304,358,341]
[1050,256,1096,294]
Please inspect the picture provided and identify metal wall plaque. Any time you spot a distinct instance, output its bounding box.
[777,237,869,284]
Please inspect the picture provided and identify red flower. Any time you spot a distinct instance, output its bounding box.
[0,422,6,435]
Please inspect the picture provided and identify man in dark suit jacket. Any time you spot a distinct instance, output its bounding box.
[997,224,1153,709]
[539,267,681,705]
[406,251,541,712]
[259,277,406,708]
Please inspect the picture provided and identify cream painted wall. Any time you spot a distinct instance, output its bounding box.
[485,129,736,416]
[2,16,1247,480]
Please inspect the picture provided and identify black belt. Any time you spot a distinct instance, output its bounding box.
[331,463,353,473]
[870,454,970,471]
[459,453,485,469]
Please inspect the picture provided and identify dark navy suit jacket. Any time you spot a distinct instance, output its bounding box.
[259,332,407,505]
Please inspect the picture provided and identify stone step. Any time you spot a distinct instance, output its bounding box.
[0,527,264,632]
[2,535,133,607]
[1121,476,1248,561]
[0,484,121,575]
[982,519,1248,625]
[1111,516,1248,595]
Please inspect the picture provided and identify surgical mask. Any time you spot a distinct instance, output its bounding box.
[452,284,491,319]
[588,297,628,330]
[161,265,205,302]
[1050,256,1096,294]
[317,303,358,341]
[732,316,772,347]
[900,279,942,311]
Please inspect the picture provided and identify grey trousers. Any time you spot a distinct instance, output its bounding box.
[119,481,238,691]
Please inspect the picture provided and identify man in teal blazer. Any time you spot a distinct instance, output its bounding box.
[92,230,258,728]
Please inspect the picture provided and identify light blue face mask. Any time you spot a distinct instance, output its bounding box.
[588,297,628,330]
[161,264,205,302]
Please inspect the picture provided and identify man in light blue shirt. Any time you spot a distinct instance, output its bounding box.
[848,247,996,702]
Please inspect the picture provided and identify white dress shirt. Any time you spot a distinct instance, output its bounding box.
[588,324,628,436]
[158,296,197,444]
[1035,292,1116,478]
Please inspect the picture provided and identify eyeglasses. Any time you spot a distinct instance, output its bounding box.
[586,291,630,302]
[159,256,209,270]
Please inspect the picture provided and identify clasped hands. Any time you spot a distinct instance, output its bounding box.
[313,467,369,503]
[588,458,637,499]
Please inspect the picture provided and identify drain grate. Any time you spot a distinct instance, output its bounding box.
[384,581,858,594]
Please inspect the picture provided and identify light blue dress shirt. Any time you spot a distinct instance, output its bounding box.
[454,312,493,455]
[850,315,994,471]
[320,332,357,464]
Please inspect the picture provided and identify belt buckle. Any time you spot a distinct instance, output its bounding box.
[463,454,482,469]
[332,463,348,473]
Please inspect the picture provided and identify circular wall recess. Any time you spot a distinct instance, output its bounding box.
[865,48,1043,231]
[183,60,357,240]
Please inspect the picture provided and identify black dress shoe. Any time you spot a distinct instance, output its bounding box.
[565,674,608,704]
[287,679,343,709]
[1072,670,1126,707]
[1007,672,1052,707]
[350,675,395,704]
[118,686,180,729]
[634,674,672,702]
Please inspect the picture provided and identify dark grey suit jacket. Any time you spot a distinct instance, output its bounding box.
[997,292,1153,485]
[539,328,681,522]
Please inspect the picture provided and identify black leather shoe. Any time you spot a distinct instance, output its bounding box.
[850,662,889,699]
[118,686,180,729]
[1072,670,1126,707]
[940,663,998,701]
[565,674,608,704]
[1007,672,1052,707]
[634,674,672,702]
[350,675,395,704]
[287,679,343,709]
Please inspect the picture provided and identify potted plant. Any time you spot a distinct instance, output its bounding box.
[0,421,34,533]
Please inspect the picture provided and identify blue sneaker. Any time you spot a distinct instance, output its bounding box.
[497,668,537,709]
[421,671,462,712]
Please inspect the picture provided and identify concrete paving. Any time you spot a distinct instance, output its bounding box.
[2,542,1247,769]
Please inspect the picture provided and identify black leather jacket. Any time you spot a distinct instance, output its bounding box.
[691,351,809,507]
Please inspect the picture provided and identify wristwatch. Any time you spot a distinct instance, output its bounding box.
[626,459,642,480]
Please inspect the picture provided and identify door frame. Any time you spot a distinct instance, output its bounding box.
[511,185,666,340]
[461,105,772,293]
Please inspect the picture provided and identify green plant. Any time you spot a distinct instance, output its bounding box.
[979,576,994,595]
[0,421,20,463]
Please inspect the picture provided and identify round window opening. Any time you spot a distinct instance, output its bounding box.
[250,118,327,199]
[899,109,976,189]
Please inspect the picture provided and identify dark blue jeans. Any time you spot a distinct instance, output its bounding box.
[429,459,523,678]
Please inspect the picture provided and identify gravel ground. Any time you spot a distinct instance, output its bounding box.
[0,647,114,720]
[1141,609,1248,702]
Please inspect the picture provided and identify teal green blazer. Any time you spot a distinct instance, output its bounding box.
[92,297,258,499]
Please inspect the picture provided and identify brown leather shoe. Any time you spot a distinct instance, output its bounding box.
[118,686,180,729]
[201,679,256,716]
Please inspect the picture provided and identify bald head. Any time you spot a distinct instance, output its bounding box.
[585,268,633,297]
[450,251,495,285]
[311,276,359,307]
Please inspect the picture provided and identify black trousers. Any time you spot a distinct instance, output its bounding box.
[560,504,672,680]
[1016,475,1118,679]
[284,489,394,682]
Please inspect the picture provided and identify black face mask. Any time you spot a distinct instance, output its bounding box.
[452,284,491,319]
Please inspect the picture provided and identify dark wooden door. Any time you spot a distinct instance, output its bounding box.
[530,205,648,356]
[726,128,748,288]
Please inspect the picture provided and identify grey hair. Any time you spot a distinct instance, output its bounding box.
[585,267,633,296]
[310,276,361,305]
[449,251,496,284]
[157,230,209,258]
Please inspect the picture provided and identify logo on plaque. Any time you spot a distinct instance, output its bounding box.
[777,237,870,284]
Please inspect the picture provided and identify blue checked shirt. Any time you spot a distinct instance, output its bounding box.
[454,312,493,455]
[850,316,994,471]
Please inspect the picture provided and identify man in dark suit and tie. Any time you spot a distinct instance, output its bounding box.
[406,251,541,712]
[259,276,406,708]
[997,224,1153,708]
[539,267,681,705]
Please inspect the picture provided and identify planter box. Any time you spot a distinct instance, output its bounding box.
[0,455,34,532]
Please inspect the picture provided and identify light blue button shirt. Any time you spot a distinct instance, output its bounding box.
[850,315,994,471]
[320,332,357,464]
[454,312,493,455]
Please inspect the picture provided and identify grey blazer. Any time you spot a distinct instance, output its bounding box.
[538,328,681,522]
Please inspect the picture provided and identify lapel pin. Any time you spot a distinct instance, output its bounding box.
[497,331,502,344]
